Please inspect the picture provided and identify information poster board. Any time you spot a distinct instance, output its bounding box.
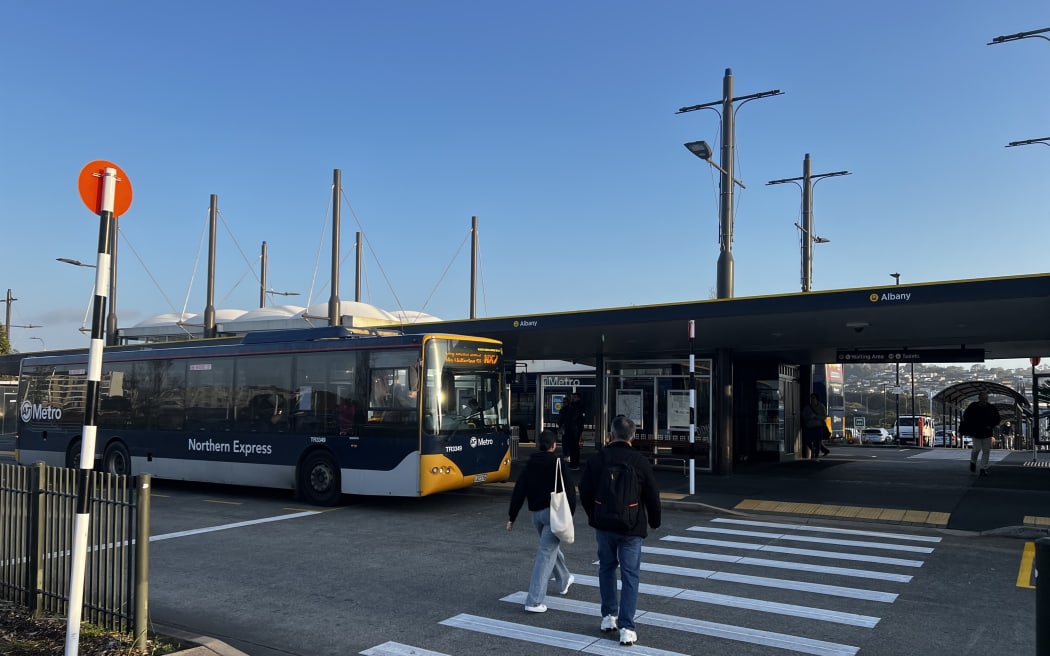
[615,389,644,428]
[667,390,691,429]
[551,393,566,416]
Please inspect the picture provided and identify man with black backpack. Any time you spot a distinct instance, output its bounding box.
[579,414,661,647]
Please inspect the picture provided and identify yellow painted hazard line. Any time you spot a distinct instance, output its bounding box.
[1017,541,1036,589]
[734,499,950,527]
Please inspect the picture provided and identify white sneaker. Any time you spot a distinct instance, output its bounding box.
[559,574,575,595]
[524,603,547,613]
[600,615,618,633]
[619,627,637,645]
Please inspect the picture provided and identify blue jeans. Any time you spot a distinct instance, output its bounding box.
[595,529,643,629]
[526,507,571,607]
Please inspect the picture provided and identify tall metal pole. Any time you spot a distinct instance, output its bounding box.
[259,241,268,308]
[768,156,848,293]
[64,167,117,656]
[910,362,917,443]
[204,195,217,339]
[717,69,735,300]
[106,216,118,346]
[688,320,696,494]
[4,289,13,338]
[893,274,901,441]
[355,231,362,302]
[329,169,341,326]
[470,215,478,319]
[801,155,813,292]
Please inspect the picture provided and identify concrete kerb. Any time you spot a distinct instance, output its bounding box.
[155,625,251,656]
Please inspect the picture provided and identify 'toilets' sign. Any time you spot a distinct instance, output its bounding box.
[836,349,985,364]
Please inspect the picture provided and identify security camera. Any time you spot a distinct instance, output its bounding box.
[846,321,869,333]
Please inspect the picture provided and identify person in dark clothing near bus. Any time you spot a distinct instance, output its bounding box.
[961,390,1000,477]
[558,392,585,469]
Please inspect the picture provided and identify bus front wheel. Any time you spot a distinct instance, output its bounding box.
[300,451,341,506]
[102,442,131,476]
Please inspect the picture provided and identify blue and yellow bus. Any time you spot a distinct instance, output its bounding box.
[15,327,511,505]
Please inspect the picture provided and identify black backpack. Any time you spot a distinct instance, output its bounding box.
[593,450,641,532]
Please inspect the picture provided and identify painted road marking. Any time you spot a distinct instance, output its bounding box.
[641,563,899,603]
[1017,541,1036,589]
[150,510,321,542]
[663,535,925,567]
[712,518,942,543]
[360,642,451,656]
[496,593,861,656]
[644,545,914,582]
[509,575,881,627]
[441,612,687,655]
[688,525,935,553]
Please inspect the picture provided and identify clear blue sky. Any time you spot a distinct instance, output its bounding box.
[2,2,1047,369]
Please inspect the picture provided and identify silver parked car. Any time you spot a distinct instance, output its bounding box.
[861,427,893,444]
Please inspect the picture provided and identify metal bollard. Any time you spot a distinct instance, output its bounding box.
[1038,538,1050,655]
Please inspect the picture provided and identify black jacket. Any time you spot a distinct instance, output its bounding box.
[578,441,661,537]
[961,401,1001,439]
[508,451,577,522]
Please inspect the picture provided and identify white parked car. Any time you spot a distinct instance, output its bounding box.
[861,427,893,444]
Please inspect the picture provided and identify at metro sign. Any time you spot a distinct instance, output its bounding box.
[836,348,984,364]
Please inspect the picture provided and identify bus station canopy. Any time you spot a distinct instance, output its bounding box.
[3,273,1049,375]
[403,273,1050,366]
[932,381,1031,411]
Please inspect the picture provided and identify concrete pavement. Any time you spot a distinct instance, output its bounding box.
[504,440,1050,536]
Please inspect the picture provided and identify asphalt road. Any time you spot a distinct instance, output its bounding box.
[141,482,1034,656]
[1,436,1044,654]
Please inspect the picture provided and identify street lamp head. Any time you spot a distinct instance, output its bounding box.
[813,236,830,244]
[889,272,901,285]
[684,141,714,161]
[57,257,96,268]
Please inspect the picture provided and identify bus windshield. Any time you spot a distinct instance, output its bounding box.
[423,338,505,435]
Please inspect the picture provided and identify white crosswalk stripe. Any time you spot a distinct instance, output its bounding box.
[363,516,941,655]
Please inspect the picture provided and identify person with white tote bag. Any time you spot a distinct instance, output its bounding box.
[507,429,577,613]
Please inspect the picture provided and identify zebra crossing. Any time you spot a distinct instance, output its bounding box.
[361,516,942,656]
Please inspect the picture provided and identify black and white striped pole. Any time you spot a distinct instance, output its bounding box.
[67,162,131,656]
[688,320,696,494]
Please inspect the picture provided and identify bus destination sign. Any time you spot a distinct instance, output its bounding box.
[836,348,984,364]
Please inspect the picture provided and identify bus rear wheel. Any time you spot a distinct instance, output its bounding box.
[66,440,82,469]
[300,451,341,506]
[102,442,131,476]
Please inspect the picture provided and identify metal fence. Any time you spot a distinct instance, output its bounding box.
[0,461,150,645]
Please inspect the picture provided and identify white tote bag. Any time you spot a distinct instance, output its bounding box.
[549,458,575,544]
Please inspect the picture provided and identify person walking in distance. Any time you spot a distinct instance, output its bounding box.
[579,415,661,646]
[559,392,585,469]
[962,390,1001,477]
[801,393,831,459]
[507,430,576,613]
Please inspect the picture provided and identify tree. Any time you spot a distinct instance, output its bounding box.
[0,326,9,355]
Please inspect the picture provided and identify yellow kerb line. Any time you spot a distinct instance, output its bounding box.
[1017,541,1036,589]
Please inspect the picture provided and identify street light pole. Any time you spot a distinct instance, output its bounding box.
[677,69,782,299]
[767,154,849,292]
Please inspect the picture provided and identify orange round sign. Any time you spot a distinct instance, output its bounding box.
[78,160,133,217]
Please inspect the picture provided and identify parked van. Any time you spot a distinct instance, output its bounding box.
[893,415,935,446]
